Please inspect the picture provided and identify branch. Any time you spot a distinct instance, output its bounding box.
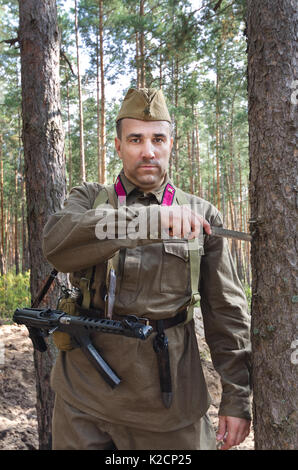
[60,50,76,77]
[213,0,224,11]
[0,37,19,48]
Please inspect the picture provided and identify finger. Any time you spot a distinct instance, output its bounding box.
[172,210,183,238]
[187,212,202,239]
[190,212,211,238]
[182,212,192,238]
[220,429,237,450]
[235,423,251,446]
[216,416,227,442]
[203,219,211,235]
[195,213,211,235]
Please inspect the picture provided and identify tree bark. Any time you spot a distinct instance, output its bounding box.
[187,132,194,194]
[139,0,146,88]
[215,49,221,211]
[135,32,140,89]
[0,134,4,276]
[174,57,179,185]
[96,31,101,183]
[99,0,106,184]
[247,0,298,450]
[14,155,19,275]
[18,0,66,449]
[74,0,86,182]
[194,112,201,197]
[66,81,72,191]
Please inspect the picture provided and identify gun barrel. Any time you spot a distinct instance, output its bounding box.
[13,308,63,329]
[62,315,153,340]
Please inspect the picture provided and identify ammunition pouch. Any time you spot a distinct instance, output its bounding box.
[53,295,79,351]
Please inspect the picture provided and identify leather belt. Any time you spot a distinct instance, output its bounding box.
[149,310,187,331]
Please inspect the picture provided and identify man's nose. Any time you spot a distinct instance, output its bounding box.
[141,139,155,158]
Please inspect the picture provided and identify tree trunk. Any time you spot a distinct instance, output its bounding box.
[247,0,298,450]
[0,134,4,276]
[21,172,28,273]
[66,81,72,191]
[139,0,146,88]
[135,32,140,89]
[96,31,101,183]
[215,50,221,211]
[74,0,86,182]
[18,0,67,449]
[99,0,106,184]
[14,155,19,275]
[187,132,193,194]
[174,57,179,185]
[194,112,201,197]
[159,52,163,89]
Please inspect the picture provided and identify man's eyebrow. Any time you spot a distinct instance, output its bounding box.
[125,132,168,140]
[153,133,167,138]
[126,133,143,139]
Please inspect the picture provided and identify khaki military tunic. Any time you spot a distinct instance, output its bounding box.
[42,170,251,436]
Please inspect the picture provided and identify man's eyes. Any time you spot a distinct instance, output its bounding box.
[129,138,165,143]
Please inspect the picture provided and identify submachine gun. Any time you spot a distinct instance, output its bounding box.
[13,307,153,389]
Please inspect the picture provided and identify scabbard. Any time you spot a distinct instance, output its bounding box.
[153,320,172,409]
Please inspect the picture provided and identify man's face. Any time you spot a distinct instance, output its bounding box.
[115,118,173,192]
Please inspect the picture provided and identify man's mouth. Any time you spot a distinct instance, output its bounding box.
[138,164,159,169]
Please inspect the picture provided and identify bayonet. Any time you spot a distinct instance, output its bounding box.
[210,226,252,242]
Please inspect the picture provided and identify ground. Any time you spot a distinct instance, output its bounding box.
[0,316,254,450]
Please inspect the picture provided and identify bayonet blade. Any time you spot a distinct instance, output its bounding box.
[210,226,252,242]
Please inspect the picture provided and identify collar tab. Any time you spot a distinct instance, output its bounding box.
[161,183,176,206]
[114,175,127,205]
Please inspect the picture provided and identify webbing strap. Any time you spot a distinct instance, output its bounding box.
[80,185,119,311]
[175,188,201,324]
[80,270,93,309]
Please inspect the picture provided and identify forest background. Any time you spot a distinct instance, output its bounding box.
[0,0,251,317]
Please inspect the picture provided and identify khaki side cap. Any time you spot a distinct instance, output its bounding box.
[116,88,171,123]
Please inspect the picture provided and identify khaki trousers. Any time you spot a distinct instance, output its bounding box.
[52,394,217,450]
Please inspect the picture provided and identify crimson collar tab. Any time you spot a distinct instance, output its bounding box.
[161,183,175,206]
[114,174,127,205]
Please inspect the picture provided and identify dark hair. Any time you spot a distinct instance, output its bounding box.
[116,119,122,140]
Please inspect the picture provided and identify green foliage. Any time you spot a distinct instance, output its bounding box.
[243,282,252,312]
[0,0,251,284]
[0,271,31,322]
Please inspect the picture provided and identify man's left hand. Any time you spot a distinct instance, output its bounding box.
[216,416,251,450]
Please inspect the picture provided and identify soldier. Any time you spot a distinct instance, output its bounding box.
[42,88,251,450]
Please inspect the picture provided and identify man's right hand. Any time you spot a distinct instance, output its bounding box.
[160,205,211,239]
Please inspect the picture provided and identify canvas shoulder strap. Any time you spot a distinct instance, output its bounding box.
[80,184,118,311]
[175,188,202,324]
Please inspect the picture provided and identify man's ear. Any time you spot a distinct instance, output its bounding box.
[115,137,122,159]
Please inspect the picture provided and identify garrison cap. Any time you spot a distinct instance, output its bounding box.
[116,88,171,123]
